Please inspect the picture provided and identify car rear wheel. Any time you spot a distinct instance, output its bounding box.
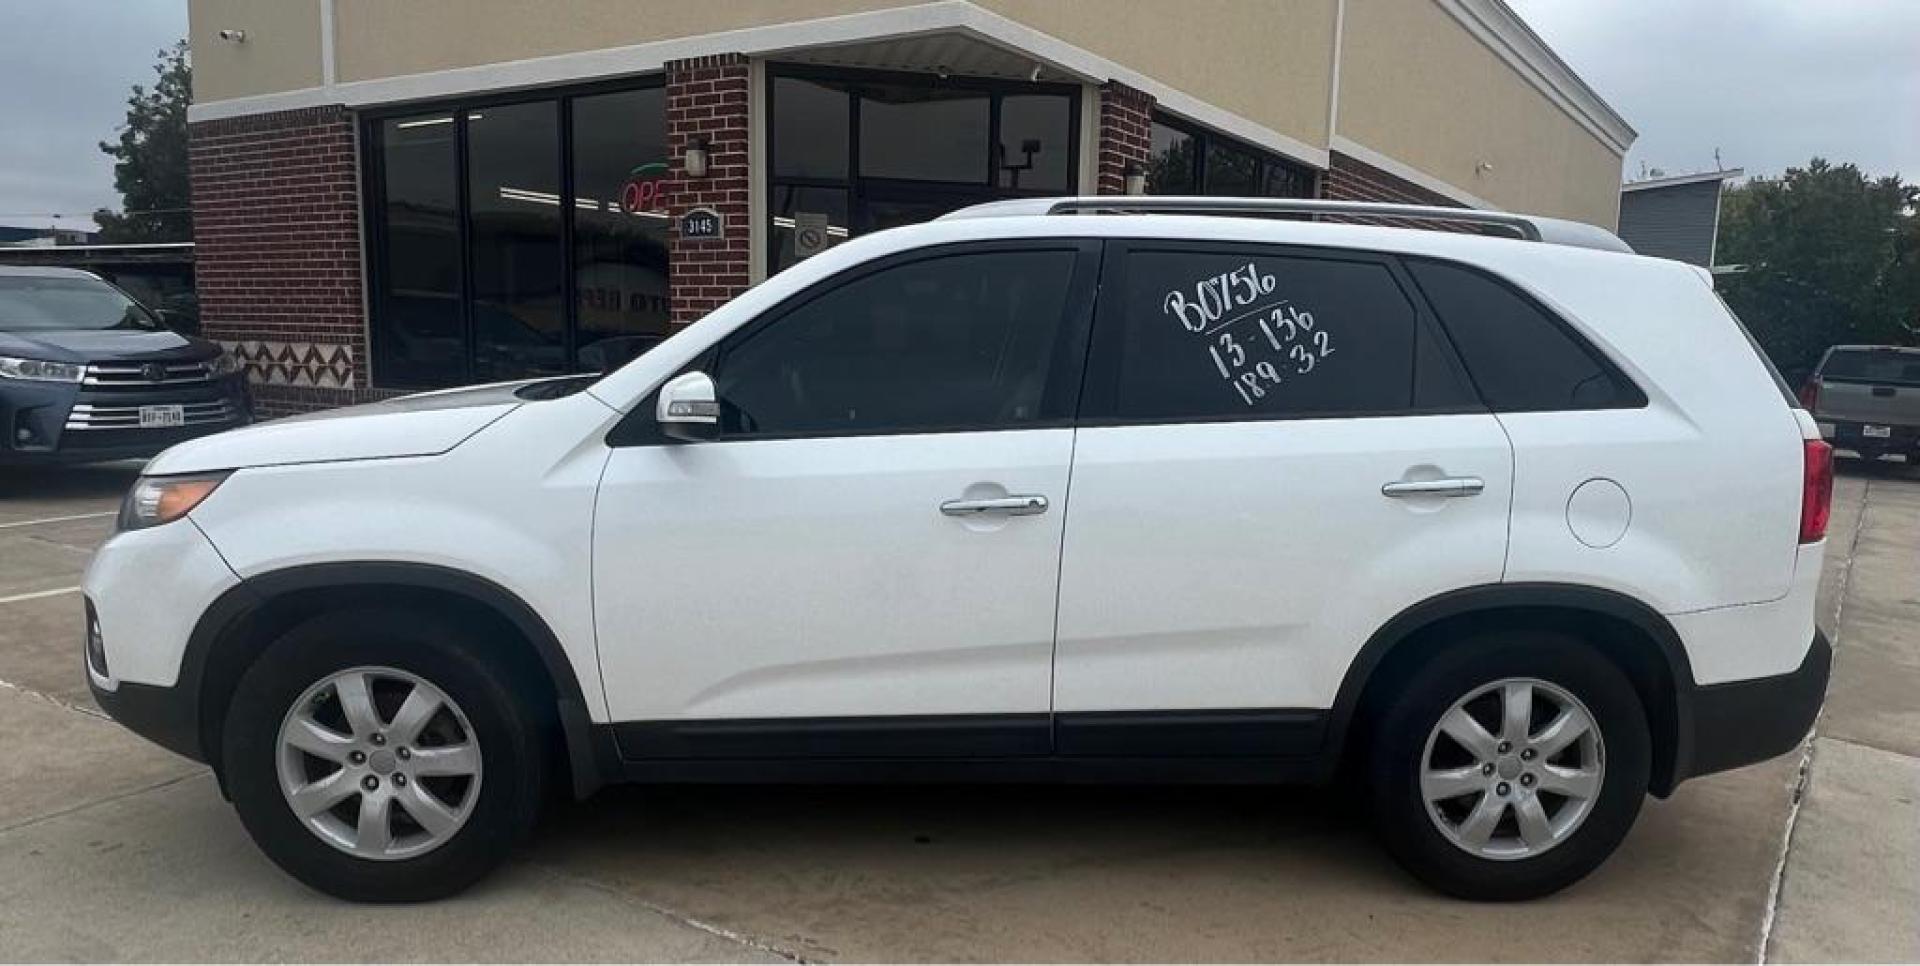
[223,609,545,901]
[1366,629,1650,900]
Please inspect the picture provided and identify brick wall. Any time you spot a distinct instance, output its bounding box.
[1320,150,1479,231]
[1096,82,1154,195]
[665,54,751,327]
[188,105,368,415]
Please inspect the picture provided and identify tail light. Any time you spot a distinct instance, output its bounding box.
[1800,438,1833,543]
[1798,379,1820,410]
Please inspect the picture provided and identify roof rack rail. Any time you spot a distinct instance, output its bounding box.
[938,196,1635,254]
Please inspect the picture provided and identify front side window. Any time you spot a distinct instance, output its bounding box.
[1102,248,1423,421]
[714,250,1078,437]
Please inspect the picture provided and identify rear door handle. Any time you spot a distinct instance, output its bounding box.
[1381,477,1485,498]
[940,495,1049,517]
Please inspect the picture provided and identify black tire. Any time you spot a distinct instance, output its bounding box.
[222,608,546,902]
[1365,629,1650,901]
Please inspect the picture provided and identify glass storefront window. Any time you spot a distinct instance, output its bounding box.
[858,85,991,183]
[996,95,1072,192]
[1204,140,1262,197]
[1147,121,1197,194]
[771,78,850,180]
[770,184,851,270]
[466,101,564,382]
[572,88,671,372]
[766,68,1081,276]
[1147,114,1314,200]
[367,82,668,390]
[372,113,463,388]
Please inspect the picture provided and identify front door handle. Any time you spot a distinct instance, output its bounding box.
[1381,477,1486,498]
[940,495,1049,517]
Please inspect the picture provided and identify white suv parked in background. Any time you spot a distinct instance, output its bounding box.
[86,198,1832,902]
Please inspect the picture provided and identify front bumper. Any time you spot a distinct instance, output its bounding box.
[1,376,251,464]
[1675,629,1831,785]
[90,676,205,763]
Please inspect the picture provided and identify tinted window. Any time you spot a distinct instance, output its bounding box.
[1407,259,1641,411]
[1109,249,1420,420]
[858,86,989,183]
[466,102,564,382]
[572,89,670,368]
[771,78,850,179]
[1147,121,1196,194]
[996,94,1072,191]
[373,112,463,387]
[715,250,1078,436]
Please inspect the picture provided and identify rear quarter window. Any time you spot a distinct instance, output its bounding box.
[1406,258,1644,412]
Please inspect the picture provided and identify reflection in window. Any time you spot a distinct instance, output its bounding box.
[858,85,990,183]
[466,101,565,381]
[373,113,463,388]
[717,250,1077,436]
[572,88,671,372]
[1204,142,1261,197]
[771,78,850,179]
[1147,114,1314,200]
[769,184,850,274]
[996,95,1072,191]
[1147,121,1196,194]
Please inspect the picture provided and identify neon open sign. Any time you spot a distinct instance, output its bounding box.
[619,162,670,213]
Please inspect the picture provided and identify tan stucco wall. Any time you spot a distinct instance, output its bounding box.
[1335,0,1623,226]
[973,0,1335,149]
[331,0,923,82]
[189,0,324,102]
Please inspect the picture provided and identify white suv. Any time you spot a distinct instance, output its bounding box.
[86,198,1832,902]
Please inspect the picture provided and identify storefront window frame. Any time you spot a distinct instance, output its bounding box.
[1146,112,1318,200]
[360,75,669,390]
[764,63,1082,276]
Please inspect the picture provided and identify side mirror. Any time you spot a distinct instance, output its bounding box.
[656,370,719,442]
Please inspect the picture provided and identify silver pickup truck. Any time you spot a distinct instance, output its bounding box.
[1804,345,1920,461]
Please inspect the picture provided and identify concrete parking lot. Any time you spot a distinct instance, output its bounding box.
[0,460,1915,962]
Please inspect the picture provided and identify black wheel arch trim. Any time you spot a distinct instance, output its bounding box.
[180,560,613,800]
[1324,582,1699,796]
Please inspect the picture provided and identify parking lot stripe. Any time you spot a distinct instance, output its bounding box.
[0,511,115,530]
[0,586,81,606]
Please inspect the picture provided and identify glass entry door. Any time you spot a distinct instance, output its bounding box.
[856,181,1008,234]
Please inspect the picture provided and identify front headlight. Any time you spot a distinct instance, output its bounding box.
[118,473,230,531]
[0,356,85,383]
[207,352,240,378]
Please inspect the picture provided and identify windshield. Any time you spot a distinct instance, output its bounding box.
[0,276,160,332]
[1821,349,1920,387]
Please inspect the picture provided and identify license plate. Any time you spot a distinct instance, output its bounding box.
[138,405,185,428]
[1863,424,1892,438]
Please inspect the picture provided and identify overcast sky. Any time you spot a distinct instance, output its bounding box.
[1510,0,1920,184]
[0,1,1915,232]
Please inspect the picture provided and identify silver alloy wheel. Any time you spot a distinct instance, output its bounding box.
[1420,677,1605,861]
[275,666,482,861]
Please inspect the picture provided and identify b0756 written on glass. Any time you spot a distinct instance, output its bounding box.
[1161,261,1336,406]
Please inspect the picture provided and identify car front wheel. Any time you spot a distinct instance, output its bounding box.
[222,609,545,901]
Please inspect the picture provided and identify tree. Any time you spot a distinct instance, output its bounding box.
[95,40,191,243]
[1716,158,1919,381]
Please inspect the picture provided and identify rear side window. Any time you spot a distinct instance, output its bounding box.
[1820,349,1920,387]
[1407,259,1643,412]
[1100,248,1437,421]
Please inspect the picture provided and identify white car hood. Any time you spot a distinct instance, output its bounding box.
[144,381,530,475]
